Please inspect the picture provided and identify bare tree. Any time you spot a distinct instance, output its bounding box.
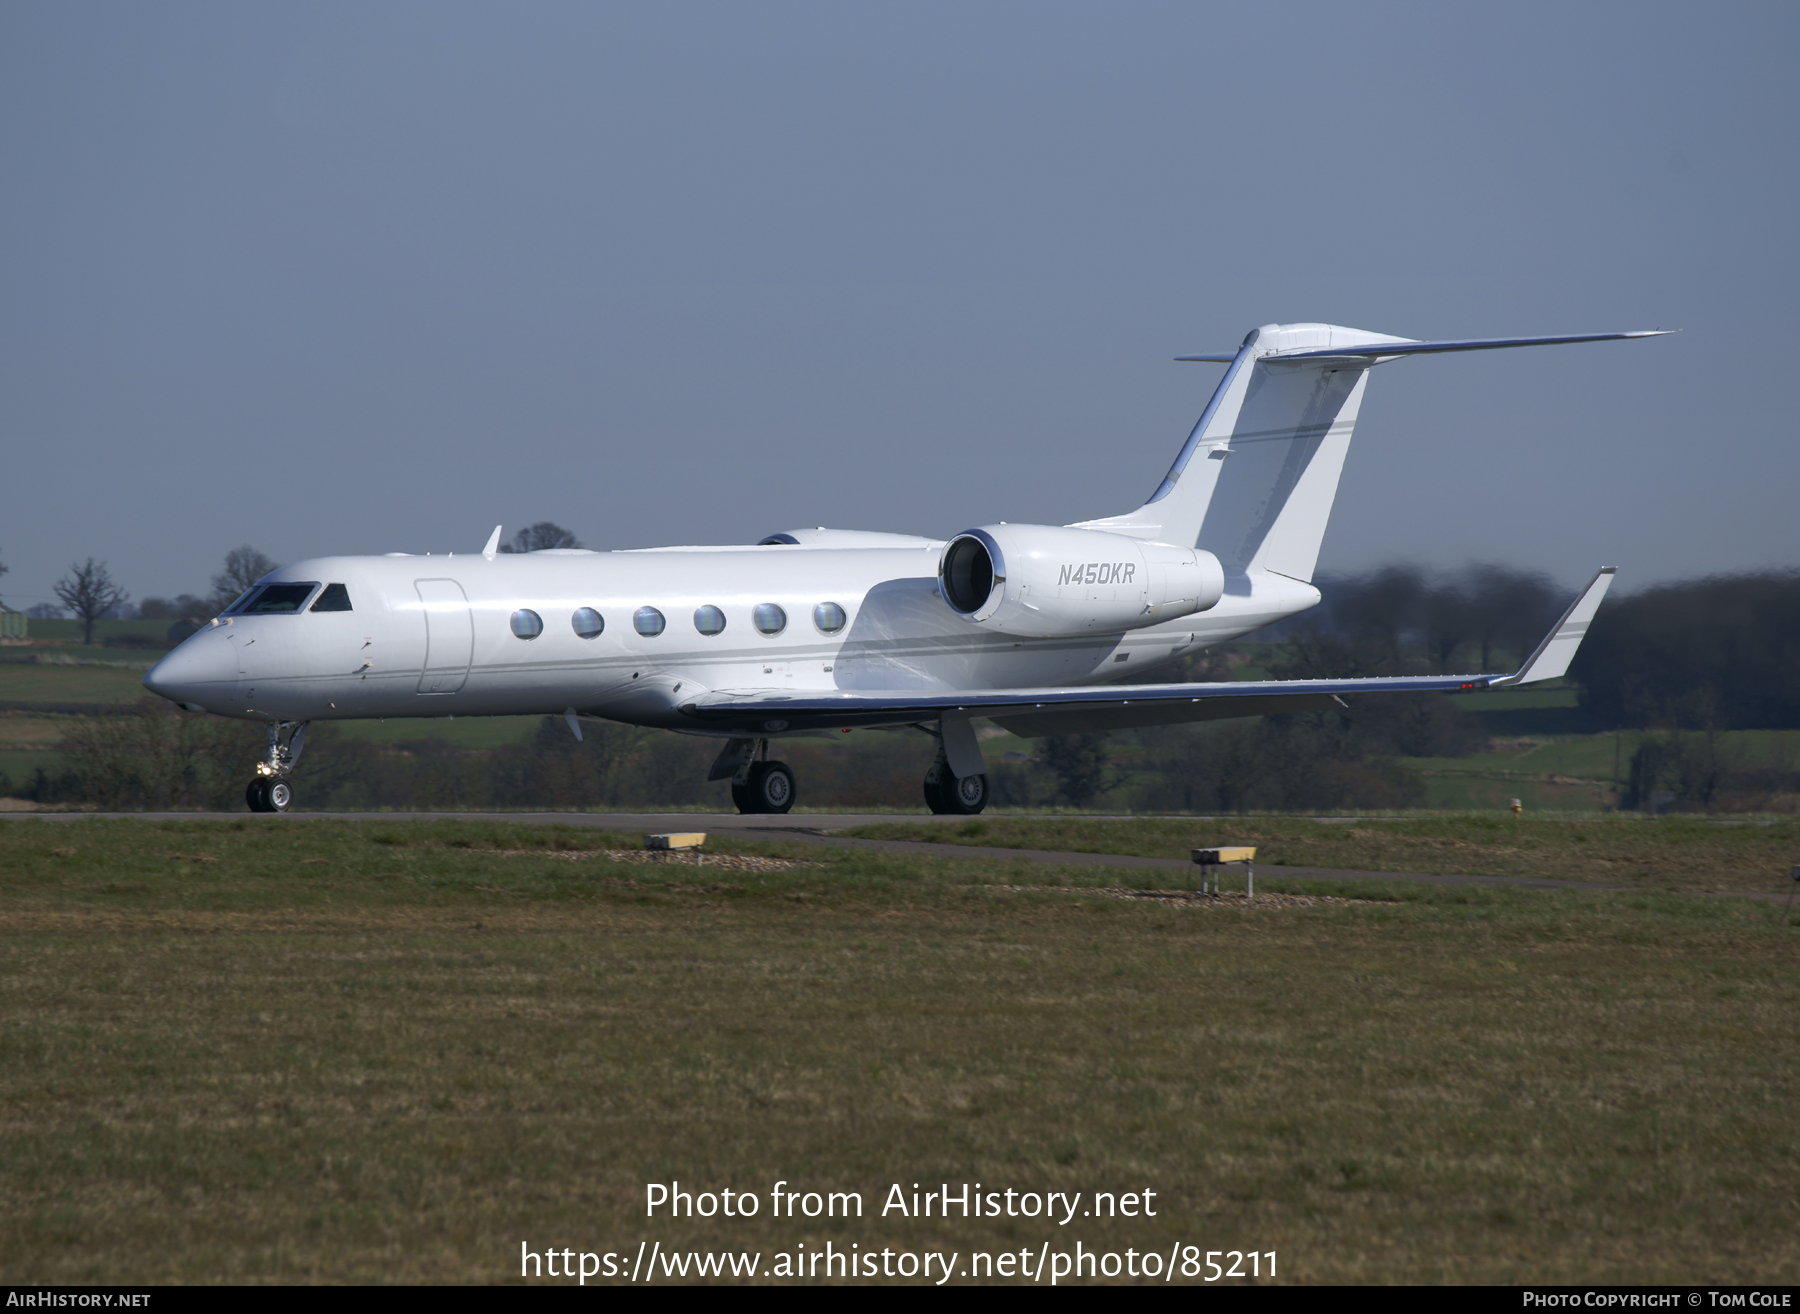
[210,546,277,612]
[0,548,9,605]
[500,522,583,554]
[55,559,131,645]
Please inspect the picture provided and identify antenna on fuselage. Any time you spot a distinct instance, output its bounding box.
[482,525,503,561]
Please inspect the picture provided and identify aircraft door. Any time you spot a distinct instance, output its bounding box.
[415,579,474,694]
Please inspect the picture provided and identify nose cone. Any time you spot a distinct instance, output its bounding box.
[144,627,237,712]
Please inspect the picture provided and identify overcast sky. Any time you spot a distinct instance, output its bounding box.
[3,2,1794,611]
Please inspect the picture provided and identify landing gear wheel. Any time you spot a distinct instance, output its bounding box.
[734,760,796,814]
[948,772,989,814]
[925,770,988,815]
[923,774,948,813]
[245,778,292,813]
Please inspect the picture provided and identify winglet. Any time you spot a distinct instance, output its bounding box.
[1489,567,1617,687]
[482,525,503,561]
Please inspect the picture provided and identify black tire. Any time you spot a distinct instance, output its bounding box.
[737,760,795,814]
[942,772,989,815]
[246,779,271,812]
[268,779,293,813]
[923,769,987,814]
[923,773,950,814]
[730,779,753,813]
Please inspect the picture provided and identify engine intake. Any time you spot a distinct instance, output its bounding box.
[938,524,1223,638]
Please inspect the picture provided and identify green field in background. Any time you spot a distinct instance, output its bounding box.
[1402,728,1800,811]
[11,618,182,645]
[325,714,542,749]
[1,654,1793,813]
[0,662,153,704]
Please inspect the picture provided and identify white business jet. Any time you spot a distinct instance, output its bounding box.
[144,322,1665,814]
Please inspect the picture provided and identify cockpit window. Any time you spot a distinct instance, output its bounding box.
[223,588,259,614]
[239,583,320,614]
[310,583,353,612]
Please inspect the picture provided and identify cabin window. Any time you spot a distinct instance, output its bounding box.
[239,583,319,615]
[634,606,666,637]
[753,603,787,636]
[310,583,353,613]
[571,607,604,639]
[510,609,544,639]
[694,605,726,636]
[813,601,846,634]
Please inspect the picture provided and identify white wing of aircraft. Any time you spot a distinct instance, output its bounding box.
[144,321,1662,814]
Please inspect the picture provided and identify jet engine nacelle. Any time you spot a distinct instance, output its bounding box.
[939,524,1224,638]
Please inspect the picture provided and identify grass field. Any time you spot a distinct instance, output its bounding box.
[0,662,156,705]
[844,815,1800,896]
[1,817,1796,1284]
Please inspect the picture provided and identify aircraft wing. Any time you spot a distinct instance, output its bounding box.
[681,568,1616,738]
[685,673,1490,737]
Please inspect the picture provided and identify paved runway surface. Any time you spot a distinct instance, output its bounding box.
[6,809,1762,897]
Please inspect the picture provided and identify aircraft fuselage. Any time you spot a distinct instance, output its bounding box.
[144,543,1319,735]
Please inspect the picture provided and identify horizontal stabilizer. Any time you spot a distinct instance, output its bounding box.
[1264,330,1673,362]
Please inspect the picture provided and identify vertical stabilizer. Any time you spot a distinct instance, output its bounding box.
[1072,323,1411,575]
[1195,343,1376,580]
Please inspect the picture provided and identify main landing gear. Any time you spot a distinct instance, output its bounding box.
[711,738,797,814]
[733,760,796,814]
[922,732,989,815]
[708,719,989,816]
[246,721,308,813]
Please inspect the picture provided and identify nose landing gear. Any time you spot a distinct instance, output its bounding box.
[246,777,293,812]
[245,721,308,813]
